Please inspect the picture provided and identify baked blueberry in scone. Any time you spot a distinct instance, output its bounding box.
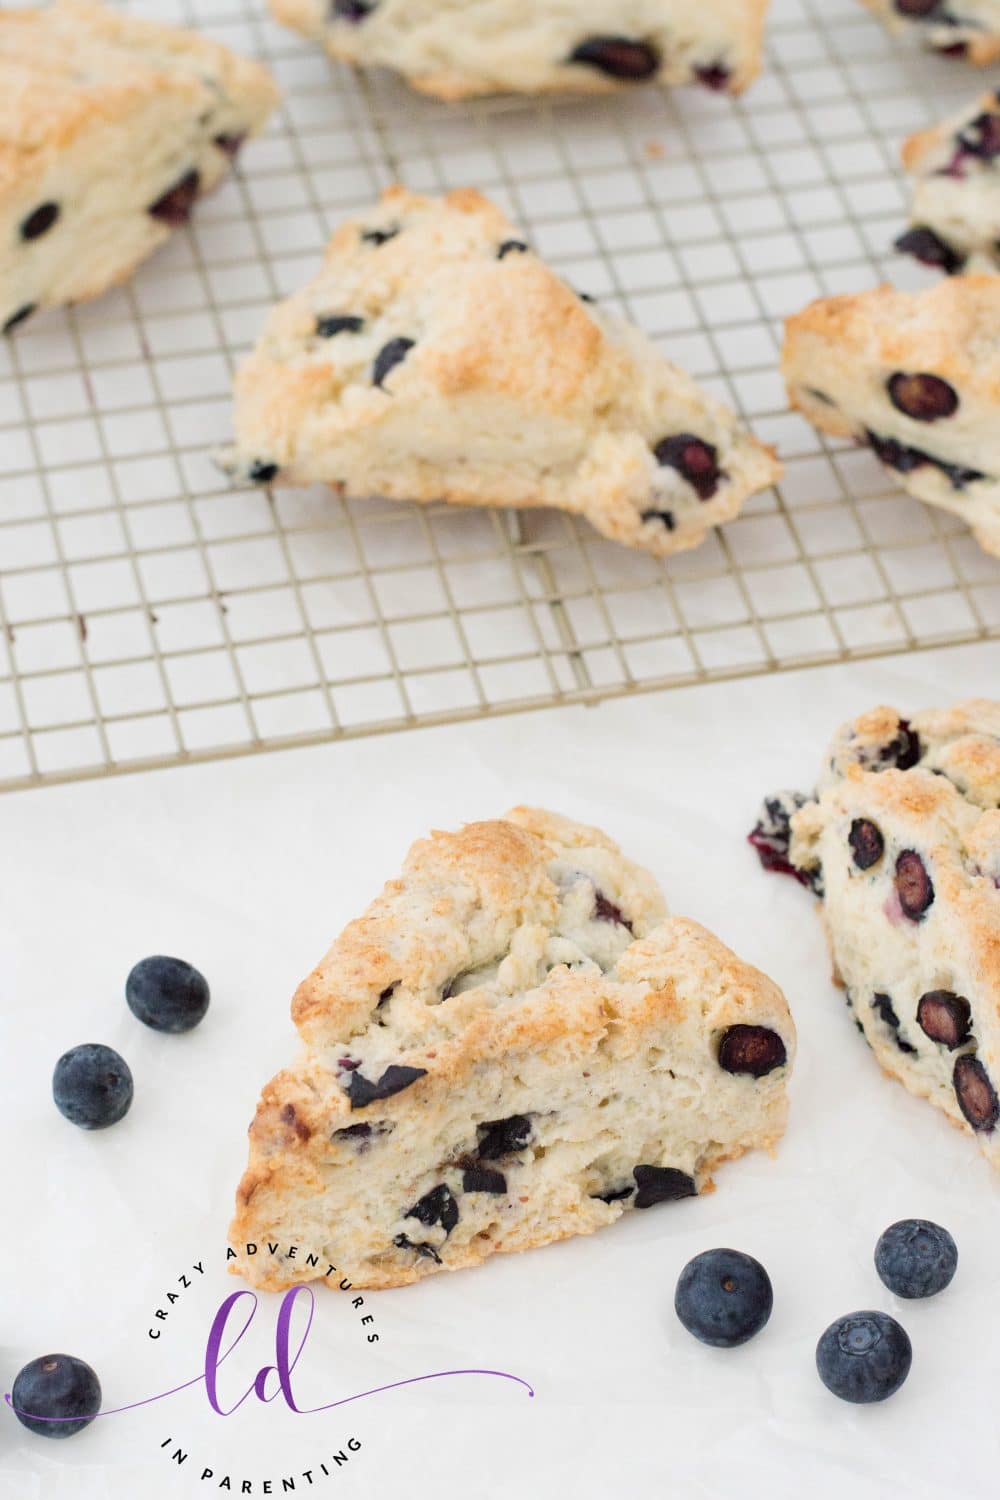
[268,0,772,101]
[230,807,795,1290]
[219,187,781,558]
[0,0,278,334]
[896,91,1000,275]
[782,278,1000,558]
[750,700,1000,1167]
[857,0,1000,65]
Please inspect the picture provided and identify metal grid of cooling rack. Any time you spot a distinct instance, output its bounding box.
[1,0,998,792]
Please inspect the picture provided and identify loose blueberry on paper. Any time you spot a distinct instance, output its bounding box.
[875,1219,958,1300]
[11,1354,101,1438]
[52,1043,133,1130]
[126,955,210,1033]
[674,1249,773,1347]
[816,1311,911,1404]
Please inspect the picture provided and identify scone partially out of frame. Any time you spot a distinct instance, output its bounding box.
[750,700,1000,1168]
[0,0,278,335]
[783,278,1000,557]
[221,187,781,557]
[858,0,1000,65]
[230,807,795,1291]
[896,91,1000,275]
[270,0,771,101]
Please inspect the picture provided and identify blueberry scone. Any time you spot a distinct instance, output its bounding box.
[0,0,278,335]
[896,91,1000,275]
[751,701,1000,1167]
[230,807,795,1290]
[858,0,1000,65]
[220,188,781,557]
[270,0,771,101]
[783,278,1000,557]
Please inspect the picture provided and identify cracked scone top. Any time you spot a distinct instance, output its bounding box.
[896,91,1000,276]
[751,700,1000,1167]
[222,187,781,557]
[230,807,795,1290]
[0,0,278,334]
[858,0,1000,64]
[269,0,771,101]
[783,278,1000,558]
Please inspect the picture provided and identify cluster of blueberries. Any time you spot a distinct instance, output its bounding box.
[675,1219,958,1404]
[9,957,210,1440]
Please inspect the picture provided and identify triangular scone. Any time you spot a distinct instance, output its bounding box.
[270,0,770,101]
[230,807,794,1291]
[858,0,1000,64]
[0,0,277,335]
[783,279,1000,557]
[896,92,1000,276]
[751,700,1000,1167]
[221,188,781,557]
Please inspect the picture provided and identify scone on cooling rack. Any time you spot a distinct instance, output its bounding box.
[0,0,278,335]
[229,807,795,1290]
[219,187,781,558]
[270,0,771,100]
[858,0,1000,64]
[782,277,1000,558]
[750,700,1000,1168]
[896,91,1000,275]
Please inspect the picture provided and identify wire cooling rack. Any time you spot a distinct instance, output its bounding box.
[1,0,998,791]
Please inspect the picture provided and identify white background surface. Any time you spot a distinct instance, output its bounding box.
[2,641,998,1499]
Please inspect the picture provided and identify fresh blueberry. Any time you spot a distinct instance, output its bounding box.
[11,1354,102,1438]
[147,169,200,226]
[674,1248,773,1347]
[875,1219,958,1299]
[20,202,60,241]
[52,1044,133,1130]
[816,1311,912,1403]
[126,955,210,1033]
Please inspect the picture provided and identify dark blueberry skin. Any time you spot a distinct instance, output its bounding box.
[717,1025,786,1078]
[21,202,60,240]
[3,303,36,334]
[360,224,399,245]
[407,1183,458,1233]
[316,314,365,337]
[871,994,916,1054]
[894,227,964,276]
[748,792,823,894]
[881,717,921,770]
[674,1249,773,1348]
[347,1063,427,1109]
[462,1167,507,1194]
[247,459,279,483]
[53,1044,133,1130]
[497,239,529,259]
[695,64,731,92]
[569,36,661,81]
[654,433,724,500]
[477,1114,533,1158]
[214,133,246,159]
[11,1354,102,1438]
[875,1219,958,1299]
[953,1054,999,1132]
[916,989,972,1049]
[866,430,985,490]
[592,1184,635,1203]
[333,0,376,18]
[633,1165,697,1208]
[849,818,884,871]
[641,508,676,531]
[816,1311,911,1404]
[894,850,934,921]
[147,169,201,226]
[126,955,210,1033]
[887,372,959,423]
[895,0,941,13]
[373,337,415,389]
[957,111,1000,161]
[593,890,633,931]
